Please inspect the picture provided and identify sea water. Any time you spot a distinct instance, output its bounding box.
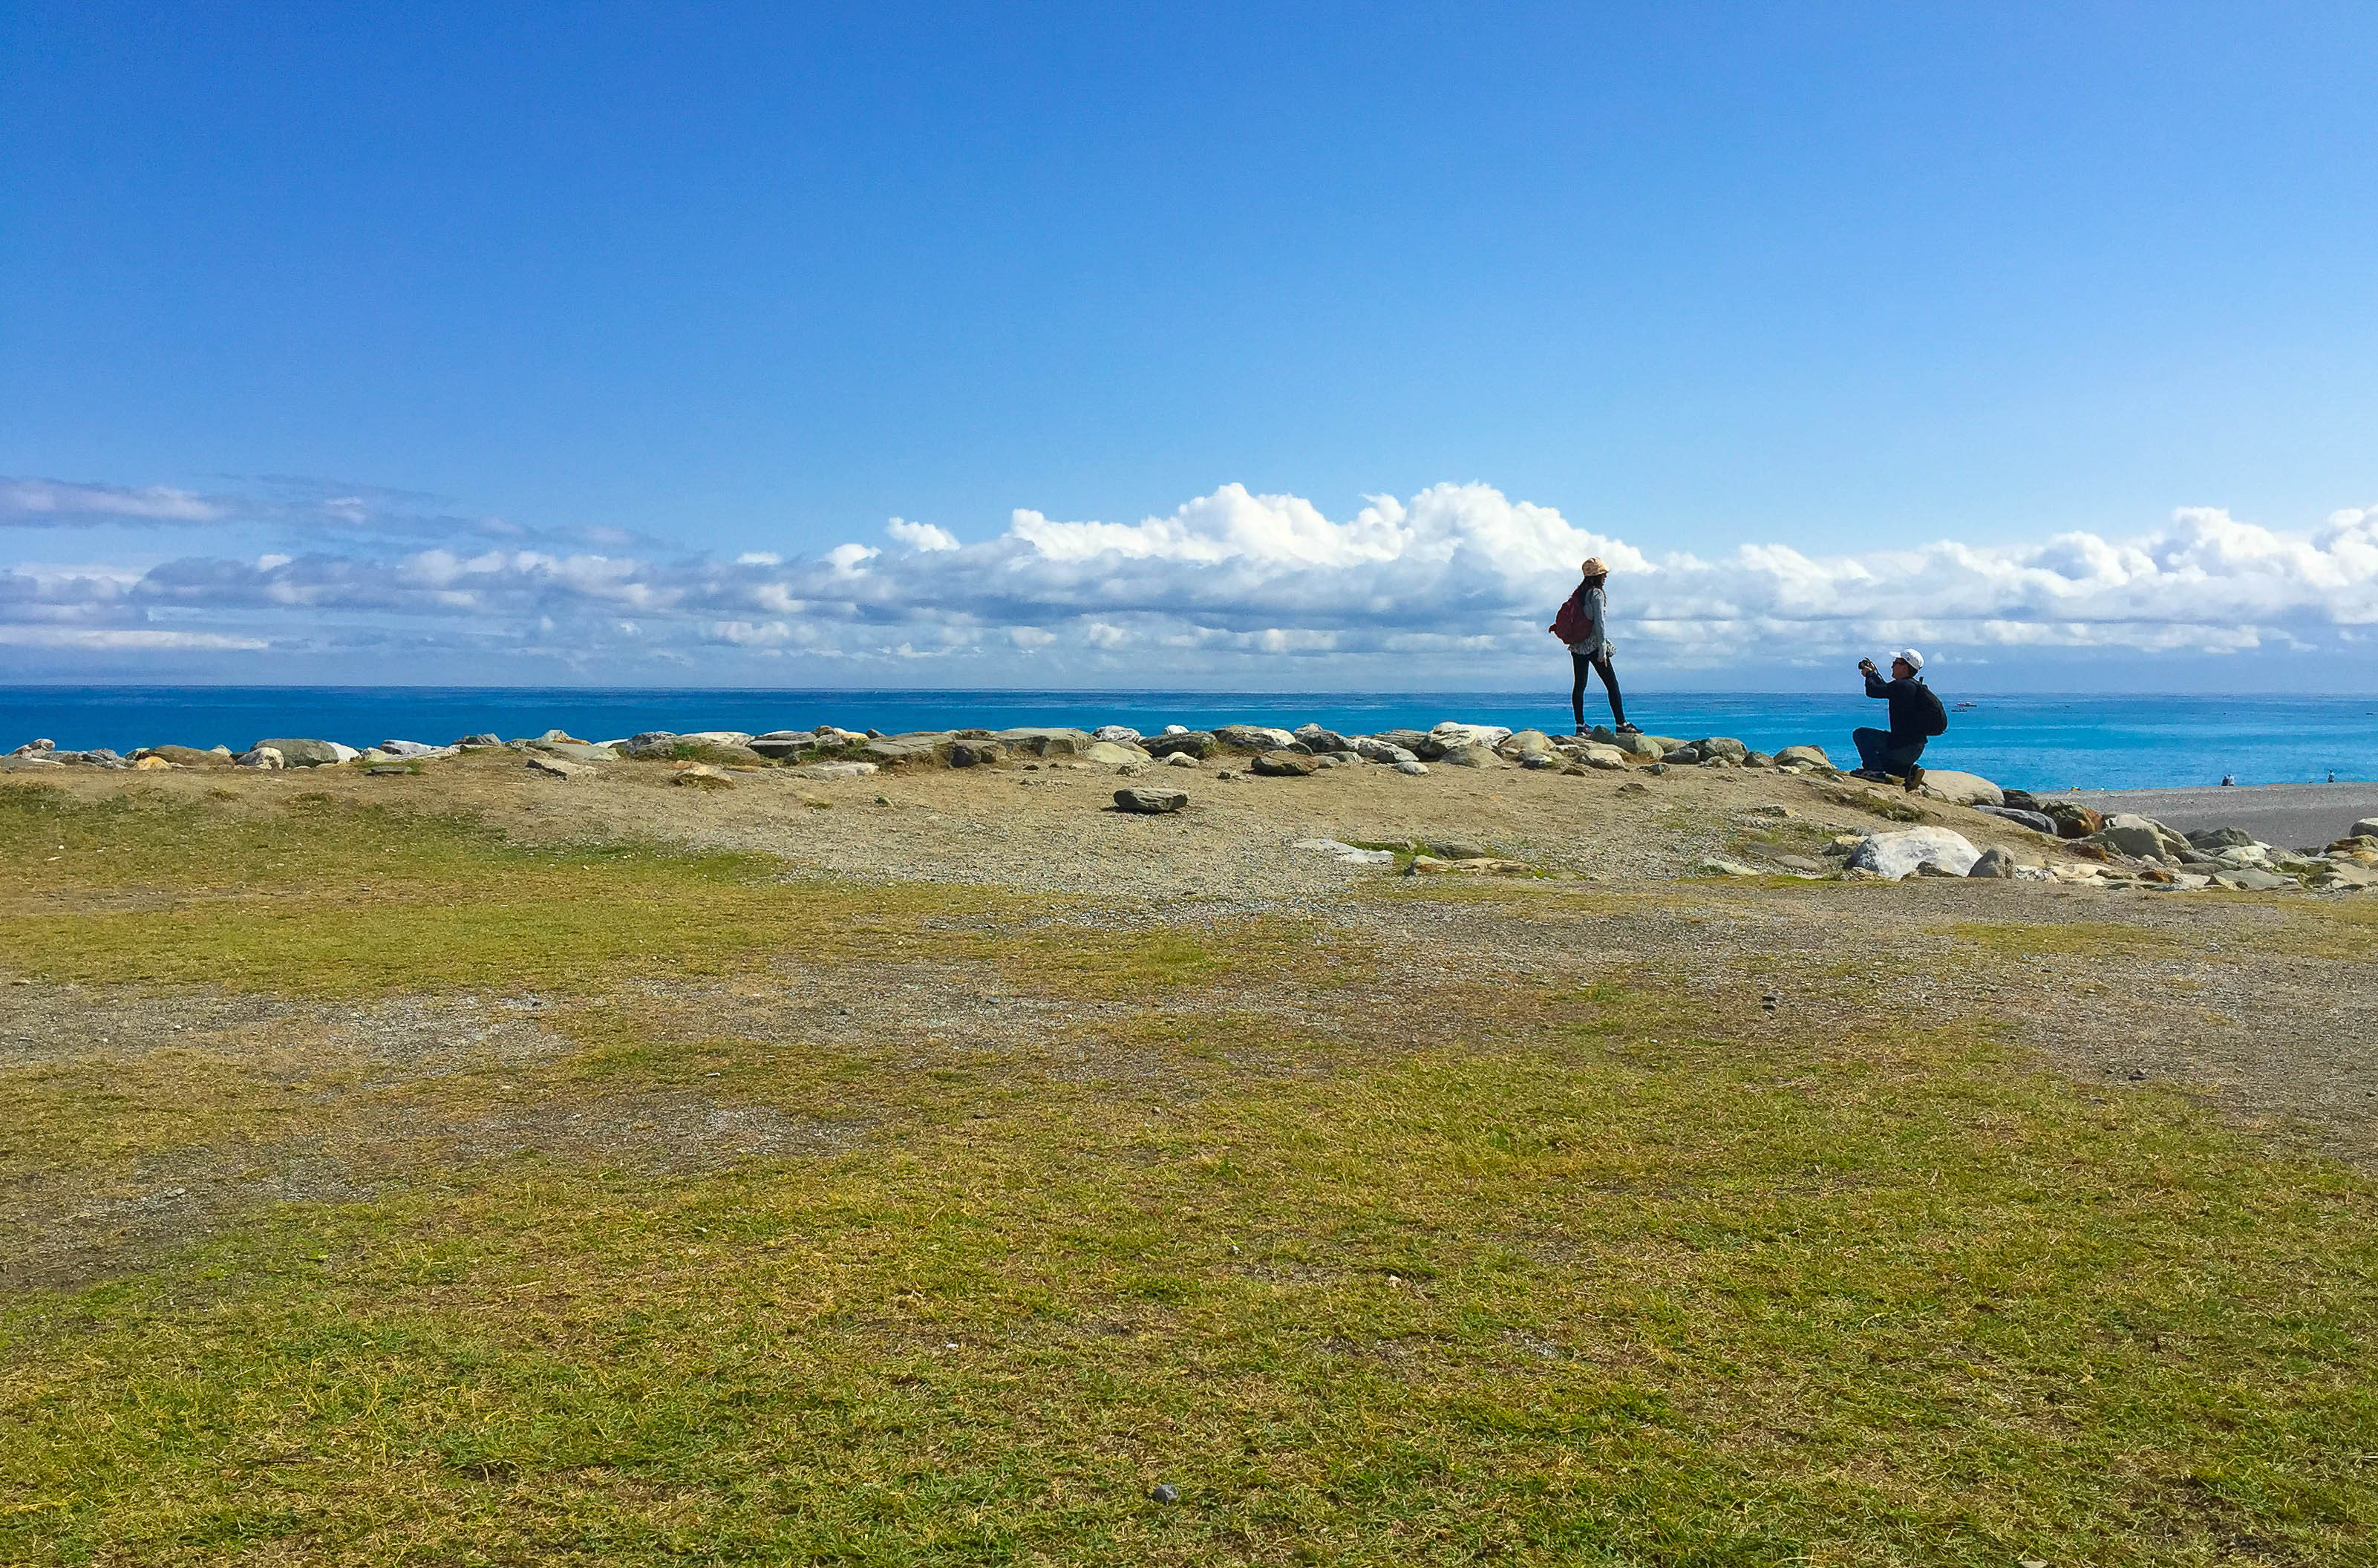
[3,687,2374,792]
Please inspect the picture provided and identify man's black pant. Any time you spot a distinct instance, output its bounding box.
[1572,651,1624,728]
[1852,727,1926,777]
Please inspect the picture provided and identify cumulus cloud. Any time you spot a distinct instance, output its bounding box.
[2,477,2374,679]
[886,517,960,552]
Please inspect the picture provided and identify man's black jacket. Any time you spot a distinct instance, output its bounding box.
[1864,671,1946,739]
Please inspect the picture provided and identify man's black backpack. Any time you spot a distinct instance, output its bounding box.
[1914,680,1948,737]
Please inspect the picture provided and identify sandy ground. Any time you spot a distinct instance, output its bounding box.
[2080,782,2378,849]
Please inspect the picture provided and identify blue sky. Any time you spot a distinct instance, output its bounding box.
[5,2,2376,687]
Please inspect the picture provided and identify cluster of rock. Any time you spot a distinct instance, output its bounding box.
[10,720,2371,895]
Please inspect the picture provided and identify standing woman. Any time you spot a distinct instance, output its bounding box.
[1550,557,1637,735]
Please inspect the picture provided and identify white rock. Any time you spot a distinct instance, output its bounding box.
[1395,760,1429,776]
[1161,724,1189,735]
[326,742,361,763]
[680,731,755,747]
[1429,721,1513,748]
[1091,725,1143,742]
[1080,740,1152,766]
[1696,858,1763,877]
[238,746,284,770]
[1163,751,1201,768]
[1290,837,1398,866]
[378,739,445,757]
[1847,826,1982,881]
[791,760,878,779]
[1580,745,1628,770]
[1353,736,1419,764]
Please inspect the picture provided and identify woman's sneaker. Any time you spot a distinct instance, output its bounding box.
[1615,721,1642,735]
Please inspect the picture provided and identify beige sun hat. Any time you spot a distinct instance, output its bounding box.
[1581,557,1609,578]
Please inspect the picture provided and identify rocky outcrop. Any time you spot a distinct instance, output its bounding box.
[1773,745,1833,770]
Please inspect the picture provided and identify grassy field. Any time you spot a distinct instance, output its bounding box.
[3,781,2374,1564]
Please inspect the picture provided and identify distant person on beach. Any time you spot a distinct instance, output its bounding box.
[1549,558,1637,736]
[1849,649,1946,789]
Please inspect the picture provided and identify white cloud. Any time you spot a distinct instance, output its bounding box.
[1,478,226,525]
[4,478,2375,679]
[886,517,959,552]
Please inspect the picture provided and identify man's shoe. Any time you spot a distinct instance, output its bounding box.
[1848,768,1887,783]
[1904,764,1925,792]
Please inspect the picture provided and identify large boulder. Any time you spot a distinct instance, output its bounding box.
[2039,800,2104,839]
[1091,724,1143,742]
[1915,768,2004,808]
[1429,721,1512,750]
[749,731,827,760]
[1497,728,1557,761]
[1351,736,1419,764]
[1847,826,1982,881]
[2188,826,2258,850]
[1251,750,1319,777]
[1578,743,1629,770]
[1437,742,1502,768]
[1212,724,1296,753]
[2092,812,2186,860]
[249,737,351,768]
[1080,740,1152,766]
[996,726,1094,757]
[1600,730,1665,760]
[1293,723,1353,753]
[1372,728,1433,754]
[623,731,682,760]
[1968,846,2017,878]
[529,739,619,763]
[376,739,450,759]
[1114,787,1188,814]
[865,732,958,765]
[1692,736,1749,763]
[1773,744,1833,770]
[949,739,1007,768]
[1974,804,2057,834]
[1145,731,1216,760]
[135,744,234,768]
[2355,817,2378,841]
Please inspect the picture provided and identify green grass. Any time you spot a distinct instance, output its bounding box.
[4,783,2375,1564]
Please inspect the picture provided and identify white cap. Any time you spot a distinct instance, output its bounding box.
[1892,647,1924,671]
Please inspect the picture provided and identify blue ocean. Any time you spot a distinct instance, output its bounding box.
[2,687,2373,792]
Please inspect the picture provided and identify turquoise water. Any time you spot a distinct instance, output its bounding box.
[4,687,2374,792]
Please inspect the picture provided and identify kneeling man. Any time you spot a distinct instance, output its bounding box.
[1851,649,1946,788]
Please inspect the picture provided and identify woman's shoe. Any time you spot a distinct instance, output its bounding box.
[1615,721,1641,734]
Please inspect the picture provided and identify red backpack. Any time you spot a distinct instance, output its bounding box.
[1550,584,1590,643]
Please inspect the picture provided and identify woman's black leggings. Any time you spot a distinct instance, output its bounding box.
[1571,652,1624,728]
